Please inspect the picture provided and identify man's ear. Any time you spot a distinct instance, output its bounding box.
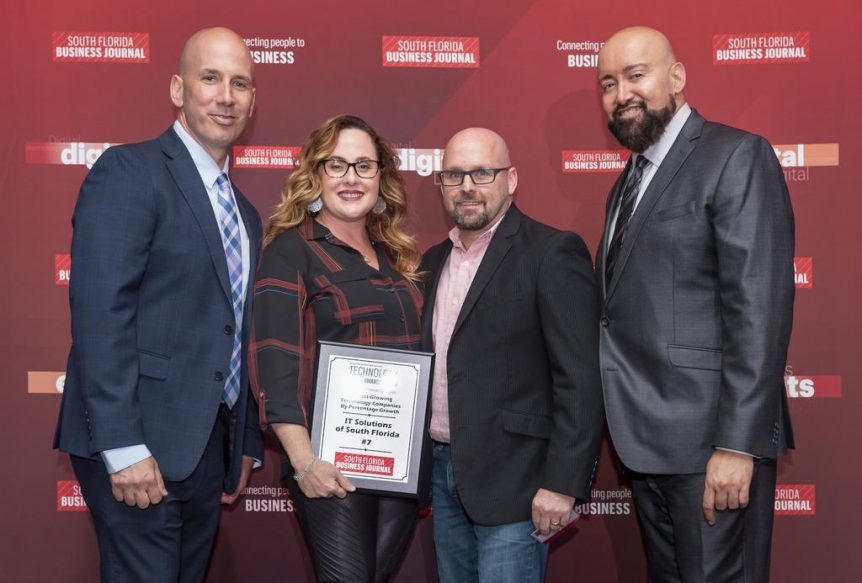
[170,74,184,108]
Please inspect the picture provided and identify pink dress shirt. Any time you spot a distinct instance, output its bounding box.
[429,215,506,443]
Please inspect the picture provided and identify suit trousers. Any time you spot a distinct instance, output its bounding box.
[284,459,419,583]
[71,411,227,583]
[630,458,777,583]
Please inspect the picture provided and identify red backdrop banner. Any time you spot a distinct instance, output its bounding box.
[2,0,860,580]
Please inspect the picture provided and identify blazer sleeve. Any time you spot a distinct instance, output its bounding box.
[537,231,605,500]
[711,134,795,456]
[250,235,311,427]
[69,147,156,453]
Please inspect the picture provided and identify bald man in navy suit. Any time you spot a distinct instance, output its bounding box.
[54,27,263,582]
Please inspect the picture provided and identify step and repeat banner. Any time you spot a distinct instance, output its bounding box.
[2,0,859,581]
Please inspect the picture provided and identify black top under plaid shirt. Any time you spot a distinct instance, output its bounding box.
[250,217,423,427]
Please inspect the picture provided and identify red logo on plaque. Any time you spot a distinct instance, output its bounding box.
[774,484,815,515]
[334,452,395,476]
[232,145,301,169]
[382,36,479,68]
[784,374,842,398]
[562,150,630,173]
[55,254,71,285]
[52,32,150,63]
[57,480,88,511]
[713,32,810,64]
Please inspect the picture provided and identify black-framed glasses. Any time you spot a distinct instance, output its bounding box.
[321,158,382,179]
[437,167,511,187]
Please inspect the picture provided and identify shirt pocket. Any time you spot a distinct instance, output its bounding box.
[314,267,386,325]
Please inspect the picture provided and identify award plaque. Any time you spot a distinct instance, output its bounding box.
[309,341,433,496]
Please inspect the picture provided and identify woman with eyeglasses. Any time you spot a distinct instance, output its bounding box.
[250,115,425,582]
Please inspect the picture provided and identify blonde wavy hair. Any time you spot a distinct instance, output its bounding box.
[264,115,422,284]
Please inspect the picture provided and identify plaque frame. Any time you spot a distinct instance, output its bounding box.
[309,340,433,496]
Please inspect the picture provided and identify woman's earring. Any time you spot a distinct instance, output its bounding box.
[372,197,387,214]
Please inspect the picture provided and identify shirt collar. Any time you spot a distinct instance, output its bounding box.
[300,216,371,247]
[172,120,230,190]
[640,102,692,168]
[448,207,509,251]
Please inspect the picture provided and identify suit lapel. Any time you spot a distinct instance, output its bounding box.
[605,111,705,303]
[451,205,520,338]
[160,129,233,303]
[234,185,260,322]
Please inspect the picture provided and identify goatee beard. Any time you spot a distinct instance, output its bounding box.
[453,202,490,231]
[609,98,677,153]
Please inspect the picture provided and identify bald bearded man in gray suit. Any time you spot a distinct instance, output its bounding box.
[594,27,795,583]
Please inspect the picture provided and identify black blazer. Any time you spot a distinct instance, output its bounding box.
[421,205,604,525]
[596,110,795,474]
[54,127,264,492]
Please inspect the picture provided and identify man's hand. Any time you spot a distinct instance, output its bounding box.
[702,450,754,525]
[110,456,168,509]
[531,488,576,534]
[221,455,255,505]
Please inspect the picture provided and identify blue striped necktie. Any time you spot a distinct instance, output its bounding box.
[216,173,243,409]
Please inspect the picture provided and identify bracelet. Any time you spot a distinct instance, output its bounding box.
[293,456,317,482]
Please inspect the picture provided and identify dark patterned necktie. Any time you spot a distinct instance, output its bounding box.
[605,155,649,284]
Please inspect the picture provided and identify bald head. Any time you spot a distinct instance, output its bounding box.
[599,27,676,70]
[596,27,686,152]
[443,128,511,169]
[170,27,256,167]
[439,128,517,247]
[179,27,253,78]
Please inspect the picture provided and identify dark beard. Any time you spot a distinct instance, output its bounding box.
[608,98,676,153]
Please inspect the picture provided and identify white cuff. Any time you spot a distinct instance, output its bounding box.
[101,444,153,473]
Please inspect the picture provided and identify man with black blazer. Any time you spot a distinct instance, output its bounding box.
[54,28,263,582]
[421,128,604,583]
[595,27,795,582]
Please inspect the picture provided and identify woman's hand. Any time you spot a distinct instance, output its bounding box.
[272,423,356,499]
[296,458,356,499]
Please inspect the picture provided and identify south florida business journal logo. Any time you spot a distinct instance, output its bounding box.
[53,32,149,63]
[382,36,479,68]
[713,32,809,64]
[57,481,87,511]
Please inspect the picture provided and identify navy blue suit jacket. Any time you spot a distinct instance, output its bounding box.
[54,127,263,491]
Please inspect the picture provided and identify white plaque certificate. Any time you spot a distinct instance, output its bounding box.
[309,341,433,496]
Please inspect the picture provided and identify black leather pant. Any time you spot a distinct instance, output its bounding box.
[285,461,418,583]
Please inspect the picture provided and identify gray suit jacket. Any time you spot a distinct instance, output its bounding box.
[596,110,795,474]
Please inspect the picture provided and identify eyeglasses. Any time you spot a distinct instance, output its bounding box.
[321,158,382,179]
[437,167,511,187]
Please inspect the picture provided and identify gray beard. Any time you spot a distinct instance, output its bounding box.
[453,208,490,231]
